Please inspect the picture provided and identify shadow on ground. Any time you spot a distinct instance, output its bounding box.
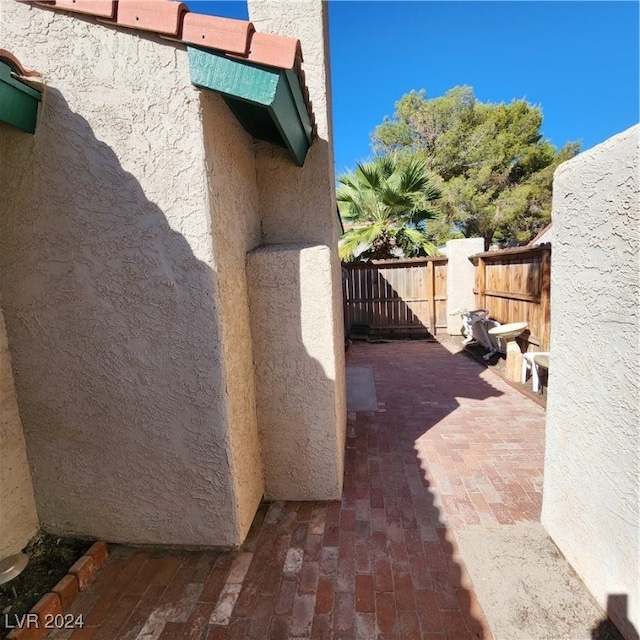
[347,338,503,638]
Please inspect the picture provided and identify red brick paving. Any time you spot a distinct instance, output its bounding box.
[404,340,546,530]
[46,340,547,640]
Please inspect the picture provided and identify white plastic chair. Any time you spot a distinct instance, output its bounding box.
[522,352,550,393]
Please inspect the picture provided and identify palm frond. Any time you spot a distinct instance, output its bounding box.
[337,153,442,260]
[396,227,438,256]
[398,156,431,194]
[380,185,415,211]
[376,155,396,180]
[409,204,440,225]
[355,160,382,191]
[419,182,442,203]
[339,222,387,262]
[357,221,386,244]
[339,230,366,262]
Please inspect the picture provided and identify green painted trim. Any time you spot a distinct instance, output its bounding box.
[223,98,282,146]
[270,75,309,166]
[0,61,41,133]
[188,47,280,105]
[284,69,313,146]
[187,46,312,166]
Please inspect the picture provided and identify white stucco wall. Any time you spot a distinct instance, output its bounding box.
[445,237,485,334]
[0,2,263,546]
[542,125,639,639]
[0,296,39,556]
[247,245,345,499]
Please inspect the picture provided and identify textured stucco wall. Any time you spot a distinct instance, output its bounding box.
[247,245,345,500]
[249,0,339,248]
[199,92,265,540]
[0,2,261,546]
[247,0,347,499]
[542,125,639,639]
[0,295,39,556]
[445,237,485,334]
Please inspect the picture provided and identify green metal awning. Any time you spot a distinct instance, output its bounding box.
[0,58,42,134]
[188,47,313,167]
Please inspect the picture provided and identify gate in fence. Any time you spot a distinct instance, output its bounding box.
[342,257,448,338]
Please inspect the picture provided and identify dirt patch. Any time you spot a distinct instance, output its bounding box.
[0,531,91,639]
[456,523,624,640]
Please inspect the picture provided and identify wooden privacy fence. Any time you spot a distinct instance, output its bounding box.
[342,257,448,337]
[471,244,551,350]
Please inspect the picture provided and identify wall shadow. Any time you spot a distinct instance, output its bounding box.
[246,237,344,502]
[592,594,638,640]
[0,85,344,638]
[0,87,246,544]
[345,339,504,638]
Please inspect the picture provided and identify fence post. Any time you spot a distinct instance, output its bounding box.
[427,258,435,335]
[540,247,551,350]
[342,266,349,339]
[477,256,486,310]
[445,238,485,334]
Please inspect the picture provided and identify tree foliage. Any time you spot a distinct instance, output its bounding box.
[337,155,441,262]
[372,86,580,249]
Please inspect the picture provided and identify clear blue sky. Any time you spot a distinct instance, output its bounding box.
[188,1,639,174]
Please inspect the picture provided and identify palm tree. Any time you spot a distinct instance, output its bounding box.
[337,155,442,262]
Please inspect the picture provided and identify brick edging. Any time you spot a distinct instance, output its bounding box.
[7,541,108,640]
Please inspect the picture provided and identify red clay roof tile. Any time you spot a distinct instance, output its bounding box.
[181,13,254,56]
[116,0,188,37]
[0,49,41,77]
[25,0,315,137]
[44,0,116,18]
[240,31,302,70]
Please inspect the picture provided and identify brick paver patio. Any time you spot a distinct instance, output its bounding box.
[47,340,546,640]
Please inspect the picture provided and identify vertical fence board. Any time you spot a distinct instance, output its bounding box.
[342,257,448,337]
[427,260,435,334]
[471,245,551,351]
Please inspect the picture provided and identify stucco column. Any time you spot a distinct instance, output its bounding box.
[445,237,485,334]
[246,0,347,499]
[542,125,639,640]
[247,245,345,500]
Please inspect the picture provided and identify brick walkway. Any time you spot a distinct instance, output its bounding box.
[48,340,546,640]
